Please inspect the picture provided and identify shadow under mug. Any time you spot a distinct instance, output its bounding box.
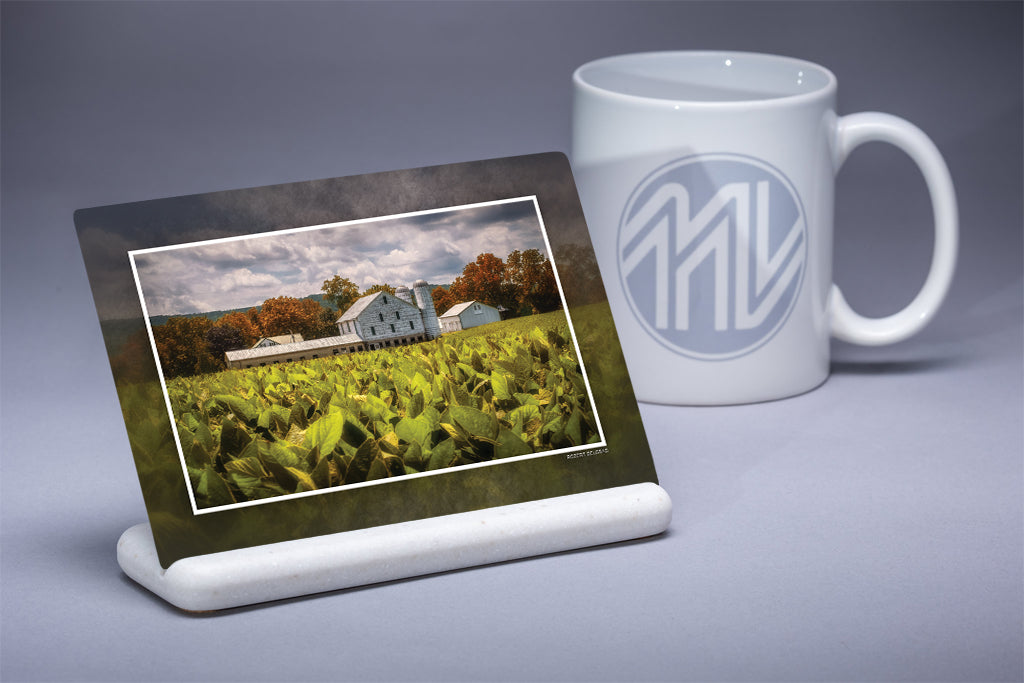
[572,51,958,405]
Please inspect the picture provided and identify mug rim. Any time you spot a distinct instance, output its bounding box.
[573,50,837,108]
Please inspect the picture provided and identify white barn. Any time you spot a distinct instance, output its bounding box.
[225,280,441,369]
[336,285,438,347]
[439,300,501,333]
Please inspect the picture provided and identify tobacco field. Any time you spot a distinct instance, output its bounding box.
[166,312,601,509]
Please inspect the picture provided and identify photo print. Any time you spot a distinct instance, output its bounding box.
[129,197,606,513]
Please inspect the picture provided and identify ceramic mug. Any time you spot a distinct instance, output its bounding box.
[572,51,957,405]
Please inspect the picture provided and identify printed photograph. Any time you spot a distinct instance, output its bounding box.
[129,197,606,513]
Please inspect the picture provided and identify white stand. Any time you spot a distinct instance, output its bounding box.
[118,482,672,611]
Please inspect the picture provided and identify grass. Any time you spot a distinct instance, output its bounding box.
[441,309,568,342]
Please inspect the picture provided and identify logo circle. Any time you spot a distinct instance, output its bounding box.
[617,154,807,360]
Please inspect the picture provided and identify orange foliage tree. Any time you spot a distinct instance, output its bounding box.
[432,286,457,317]
[214,311,260,347]
[153,316,218,378]
[257,297,324,338]
[448,253,518,312]
[505,248,561,314]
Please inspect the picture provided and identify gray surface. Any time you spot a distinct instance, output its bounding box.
[2,2,1021,681]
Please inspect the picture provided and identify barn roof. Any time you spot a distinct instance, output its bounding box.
[336,291,382,323]
[336,290,420,323]
[225,334,361,362]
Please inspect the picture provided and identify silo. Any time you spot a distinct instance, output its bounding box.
[412,279,441,339]
[395,285,414,305]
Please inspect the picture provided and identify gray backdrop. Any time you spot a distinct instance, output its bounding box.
[2,2,1021,681]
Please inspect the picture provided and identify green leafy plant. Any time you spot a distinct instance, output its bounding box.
[165,311,600,509]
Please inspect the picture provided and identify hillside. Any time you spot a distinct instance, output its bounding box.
[147,293,329,328]
[147,286,450,328]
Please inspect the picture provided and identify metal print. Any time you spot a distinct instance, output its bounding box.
[128,197,605,514]
[75,153,657,568]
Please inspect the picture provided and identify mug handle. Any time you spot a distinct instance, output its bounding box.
[830,112,958,345]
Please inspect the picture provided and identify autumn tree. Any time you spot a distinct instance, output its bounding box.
[506,248,561,314]
[431,286,457,317]
[444,277,468,305]
[257,296,323,339]
[452,253,517,312]
[314,305,341,338]
[321,275,360,313]
[205,324,245,367]
[215,311,260,347]
[152,316,218,378]
[362,283,396,296]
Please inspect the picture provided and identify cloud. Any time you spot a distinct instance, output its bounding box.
[132,198,549,316]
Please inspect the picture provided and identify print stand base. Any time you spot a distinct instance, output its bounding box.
[117,482,672,612]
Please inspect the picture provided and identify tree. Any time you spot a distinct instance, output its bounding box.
[246,307,261,330]
[455,253,517,311]
[362,283,396,296]
[444,277,468,304]
[152,316,217,378]
[321,275,360,313]
[506,248,561,314]
[257,296,323,338]
[431,286,457,317]
[215,311,260,347]
[206,324,245,367]
[315,304,341,338]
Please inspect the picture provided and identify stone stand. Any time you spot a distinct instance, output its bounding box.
[117,482,672,611]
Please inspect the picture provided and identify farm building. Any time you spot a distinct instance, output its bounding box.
[438,300,501,333]
[252,333,303,347]
[224,280,441,369]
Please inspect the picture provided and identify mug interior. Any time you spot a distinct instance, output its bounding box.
[575,51,834,104]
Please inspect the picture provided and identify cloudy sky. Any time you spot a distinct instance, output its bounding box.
[130,198,549,316]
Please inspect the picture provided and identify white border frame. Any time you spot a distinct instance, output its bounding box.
[128,196,607,515]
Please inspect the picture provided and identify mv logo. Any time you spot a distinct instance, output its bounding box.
[617,155,807,359]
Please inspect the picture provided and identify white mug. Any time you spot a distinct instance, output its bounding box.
[572,51,958,405]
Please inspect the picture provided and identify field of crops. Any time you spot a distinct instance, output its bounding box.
[166,311,602,509]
